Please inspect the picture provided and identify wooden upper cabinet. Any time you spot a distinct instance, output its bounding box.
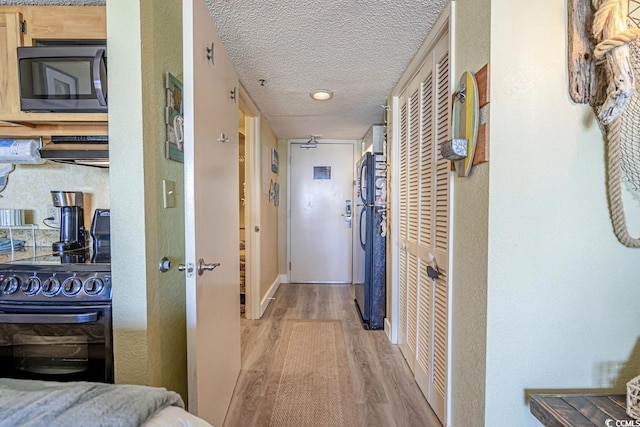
[0,11,24,116]
[23,6,106,44]
[0,6,107,137]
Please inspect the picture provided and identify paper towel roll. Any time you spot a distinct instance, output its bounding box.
[0,139,45,164]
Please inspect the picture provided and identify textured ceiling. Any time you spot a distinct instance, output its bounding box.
[206,1,447,139]
[0,0,448,139]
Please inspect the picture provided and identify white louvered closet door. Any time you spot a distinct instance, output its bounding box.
[396,31,450,425]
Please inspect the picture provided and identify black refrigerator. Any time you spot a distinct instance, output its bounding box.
[354,151,386,330]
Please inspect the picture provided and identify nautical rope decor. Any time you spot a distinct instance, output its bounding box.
[572,0,640,247]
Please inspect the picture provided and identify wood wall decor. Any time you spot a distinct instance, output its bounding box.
[449,63,490,171]
[473,64,490,166]
[568,0,637,123]
[567,0,605,106]
[568,0,640,248]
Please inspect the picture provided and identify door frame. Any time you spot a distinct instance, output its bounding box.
[286,139,358,284]
[239,85,261,320]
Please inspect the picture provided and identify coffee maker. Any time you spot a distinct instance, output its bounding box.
[51,191,85,253]
[90,209,110,263]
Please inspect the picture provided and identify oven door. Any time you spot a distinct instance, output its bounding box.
[0,304,113,383]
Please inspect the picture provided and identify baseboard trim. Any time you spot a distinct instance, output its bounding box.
[260,275,281,316]
[384,318,393,343]
[279,273,289,284]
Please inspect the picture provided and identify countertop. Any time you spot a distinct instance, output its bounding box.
[0,247,54,264]
[530,394,633,426]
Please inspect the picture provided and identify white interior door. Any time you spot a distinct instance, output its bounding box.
[290,142,354,283]
[183,1,240,426]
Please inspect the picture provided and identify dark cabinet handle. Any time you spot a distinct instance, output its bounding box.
[93,49,107,106]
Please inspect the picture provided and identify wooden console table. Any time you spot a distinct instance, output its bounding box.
[530,394,636,426]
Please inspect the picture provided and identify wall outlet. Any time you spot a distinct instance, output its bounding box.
[47,205,60,227]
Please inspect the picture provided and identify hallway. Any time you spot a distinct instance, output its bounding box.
[224,283,442,427]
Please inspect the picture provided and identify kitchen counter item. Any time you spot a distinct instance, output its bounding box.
[51,191,85,253]
[0,209,24,226]
[0,239,24,251]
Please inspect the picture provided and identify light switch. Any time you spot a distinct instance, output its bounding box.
[163,179,176,208]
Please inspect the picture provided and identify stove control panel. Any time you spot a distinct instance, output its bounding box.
[0,270,112,302]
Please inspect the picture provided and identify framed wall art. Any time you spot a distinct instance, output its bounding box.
[271,148,279,173]
[165,72,184,163]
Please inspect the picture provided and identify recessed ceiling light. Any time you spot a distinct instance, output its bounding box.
[311,90,333,101]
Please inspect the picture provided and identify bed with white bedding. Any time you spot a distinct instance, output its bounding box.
[0,378,213,427]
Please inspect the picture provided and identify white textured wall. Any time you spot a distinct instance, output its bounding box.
[450,0,491,425]
[259,121,279,298]
[139,0,186,400]
[107,0,149,385]
[0,162,109,233]
[108,0,187,400]
[486,1,640,425]
[277,139,288,278]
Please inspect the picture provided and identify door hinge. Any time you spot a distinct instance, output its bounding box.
[20,20,26,34]
[289,262,291,271]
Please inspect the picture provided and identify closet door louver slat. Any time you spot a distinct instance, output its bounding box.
[406,252,419,372]
[407,89,420,244]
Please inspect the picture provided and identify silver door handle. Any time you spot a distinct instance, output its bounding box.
[198,258,220,275]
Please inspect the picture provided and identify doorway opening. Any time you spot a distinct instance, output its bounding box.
[239,111,246,315]
[238,88,262,319]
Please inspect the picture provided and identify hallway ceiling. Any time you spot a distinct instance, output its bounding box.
[206,1,448,139]
[1,0,448,140]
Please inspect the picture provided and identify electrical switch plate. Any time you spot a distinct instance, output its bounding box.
[163,180,176,208]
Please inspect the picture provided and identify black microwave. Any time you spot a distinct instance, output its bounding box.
[17,45,107,113]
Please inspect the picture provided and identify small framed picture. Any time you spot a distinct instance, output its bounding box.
[271,148,279,174]
[165,72,184,163]
[273,182,279,206]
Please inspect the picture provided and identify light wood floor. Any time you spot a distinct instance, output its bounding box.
[223,283,442,427]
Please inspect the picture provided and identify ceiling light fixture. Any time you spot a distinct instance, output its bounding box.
[311,90,333,101]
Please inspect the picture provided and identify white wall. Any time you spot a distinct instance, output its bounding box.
[108,0,187,400]
[0,162,109,246]
[107,0,149,385]
[450,0,490,425]
[486,1,640,425]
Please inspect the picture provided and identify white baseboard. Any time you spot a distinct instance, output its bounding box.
[260,276,281,316]
[279,273,289,284]
[384,318,393,343]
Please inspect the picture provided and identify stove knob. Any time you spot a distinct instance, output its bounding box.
[84,277,104,295]
[42,278,62,297]
[1,276,21,295]
[22,277,42,296]
[62,277,83,296]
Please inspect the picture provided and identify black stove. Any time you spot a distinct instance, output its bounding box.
[0,247,114,383]
[0,247,112,304]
